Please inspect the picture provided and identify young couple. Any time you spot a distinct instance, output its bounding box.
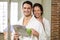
[4,1,50,40]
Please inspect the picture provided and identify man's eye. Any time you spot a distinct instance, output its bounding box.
[24,7,26,9]
[38,10,40,11]
[28,8,30,9]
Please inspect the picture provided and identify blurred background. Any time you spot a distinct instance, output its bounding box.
[0,0,51,40]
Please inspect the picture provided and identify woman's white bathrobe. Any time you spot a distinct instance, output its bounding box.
[13,16,46,40]
[43,18,50,40]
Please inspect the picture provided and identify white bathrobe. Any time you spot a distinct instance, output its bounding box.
[4,16,49,40]
[43,18,50,40]
[14,16,46,40]
[32,17,50,40]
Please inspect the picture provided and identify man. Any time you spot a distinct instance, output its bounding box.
[4,1,39,40]
[14,1,40,40]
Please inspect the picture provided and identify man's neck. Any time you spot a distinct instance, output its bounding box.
[24,15,32,20]
[23,15,32,26]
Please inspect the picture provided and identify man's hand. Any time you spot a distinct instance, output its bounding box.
[3,32,8,40]
[14,32,19,40]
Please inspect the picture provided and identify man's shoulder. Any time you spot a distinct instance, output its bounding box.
[18,17,24,22]
[15,17,24,25]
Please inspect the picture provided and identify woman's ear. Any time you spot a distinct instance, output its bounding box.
[31,8,33,11]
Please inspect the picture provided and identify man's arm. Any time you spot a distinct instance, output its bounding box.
[3,32,8,40]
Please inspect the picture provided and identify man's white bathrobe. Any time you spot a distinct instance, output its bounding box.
[13,16,46,40]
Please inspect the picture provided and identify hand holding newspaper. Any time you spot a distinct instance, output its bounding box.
[13,25,32,37]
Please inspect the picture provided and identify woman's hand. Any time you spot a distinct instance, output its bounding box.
[31,28,39,38]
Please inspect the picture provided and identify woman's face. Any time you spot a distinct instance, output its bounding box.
[33,6,42,18]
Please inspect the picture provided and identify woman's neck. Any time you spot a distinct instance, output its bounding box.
[36,16,43,22]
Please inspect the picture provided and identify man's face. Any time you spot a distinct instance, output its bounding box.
[22,3,32,17]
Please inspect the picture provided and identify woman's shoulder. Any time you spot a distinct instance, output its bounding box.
[43,17,50,23]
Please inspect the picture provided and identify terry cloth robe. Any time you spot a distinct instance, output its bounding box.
[43,18,50,40]
[15,16,46,40]
[5,16,46,40]
[34,17,50,40]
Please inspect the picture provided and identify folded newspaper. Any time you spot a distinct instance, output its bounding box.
[13,25,32,37]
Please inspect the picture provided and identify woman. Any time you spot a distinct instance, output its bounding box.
[33,3,50,40]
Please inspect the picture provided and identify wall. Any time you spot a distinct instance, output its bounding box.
[51,0,60,40]
[42,0,51,21]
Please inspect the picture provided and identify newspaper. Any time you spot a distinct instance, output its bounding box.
[13,25,31,37]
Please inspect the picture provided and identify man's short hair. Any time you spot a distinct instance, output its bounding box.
[22,1,33,8]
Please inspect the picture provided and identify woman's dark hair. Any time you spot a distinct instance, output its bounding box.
[22,1,33,8]
[33,3,43,15]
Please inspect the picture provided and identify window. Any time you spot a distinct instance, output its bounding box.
[10,2,18,25]
[0,2,18,33]
[0,2,8,32]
